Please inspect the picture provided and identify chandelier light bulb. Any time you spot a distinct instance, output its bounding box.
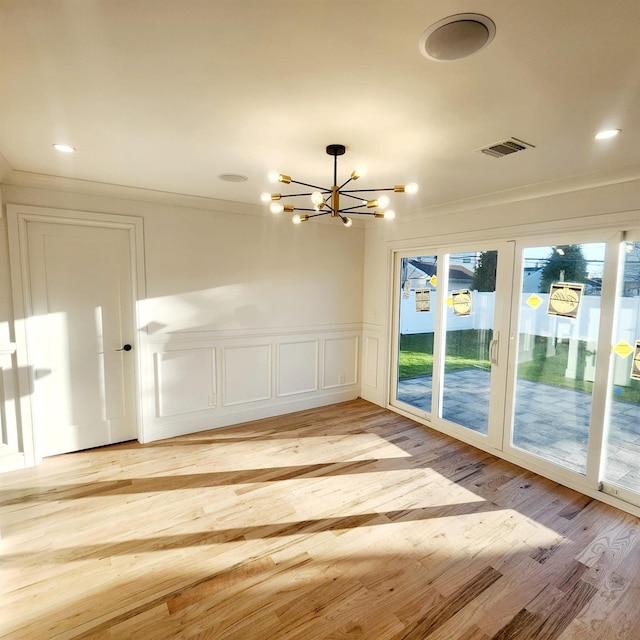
[267,170,280,183]
[384,209,396,220]
[270,202,284,214]
[311,191,324,205]
[342,216,353,228]
[292,214,302,224]
[260,192,272,203]
[405,182,419,194]
[377,195,390,209]
[351,167,366,180]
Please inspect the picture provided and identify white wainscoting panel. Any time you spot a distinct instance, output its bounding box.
[141,326,361,443]
[363,336,379,389]
[323,336,358,389]
[223,344,271,406]
[360,324,385,406]
[277,340,318,397]
[155,348,216,417]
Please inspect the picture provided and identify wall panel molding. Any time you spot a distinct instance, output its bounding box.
[277,340,318,397]
[142,327,362,443]
[154,348,216,417]
[360,325,386,406]
[223,344,272,407]
[322,336,359,389]
[363,336,379,389]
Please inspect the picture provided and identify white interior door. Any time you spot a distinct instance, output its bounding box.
[25,221,138,456]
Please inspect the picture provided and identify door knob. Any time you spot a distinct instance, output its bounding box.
[116,344,132,352]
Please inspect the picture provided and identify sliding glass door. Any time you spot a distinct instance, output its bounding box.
[601,233,640,503]
[392,243,512,448]
[395,254,438,415]
[506,241,607,475]
[392,228,640,510]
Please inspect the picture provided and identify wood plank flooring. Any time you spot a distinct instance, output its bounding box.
[1,399,639,639]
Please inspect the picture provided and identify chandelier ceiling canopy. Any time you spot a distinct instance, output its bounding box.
[261,144,418,227]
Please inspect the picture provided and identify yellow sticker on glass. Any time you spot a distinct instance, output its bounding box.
[612,341,634,358]
[446,297,453,308]
[526,294,543,310]
[430,275,437,287]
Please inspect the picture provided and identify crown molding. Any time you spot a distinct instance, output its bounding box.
[1,170,266,217]
[4,163,638,228]
[0,170,369,228]
[387,162,640,225]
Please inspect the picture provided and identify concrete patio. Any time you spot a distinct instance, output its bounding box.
[397,368,640,491]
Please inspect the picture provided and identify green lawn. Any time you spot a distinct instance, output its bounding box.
[399,330,491,379]
[399,331,640,404]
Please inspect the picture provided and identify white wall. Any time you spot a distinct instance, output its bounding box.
[2,172,638,470]
[360,178,640,406]
[0,177,364,468]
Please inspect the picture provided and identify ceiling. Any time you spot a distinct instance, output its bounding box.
[1,0,639,216]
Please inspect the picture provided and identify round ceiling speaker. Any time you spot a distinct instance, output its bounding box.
[419,13,496,61]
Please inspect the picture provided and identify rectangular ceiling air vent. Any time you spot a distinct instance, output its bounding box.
[476,137,535,158]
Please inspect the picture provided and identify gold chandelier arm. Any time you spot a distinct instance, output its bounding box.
[340,187,396,194]
[339,203,371,213]
[289,179,330,191]
[339,191,368,203]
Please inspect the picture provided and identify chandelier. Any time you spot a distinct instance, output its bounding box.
[261,144,418,226]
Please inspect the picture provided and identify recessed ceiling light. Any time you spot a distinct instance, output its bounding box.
[218,173,248,182]
[419,13,496,61]
[595,129,621,140]
[53,144,76,153]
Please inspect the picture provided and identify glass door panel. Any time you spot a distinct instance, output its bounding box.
[393,244,511,451]
[395,255,438,414]
[602,238,640,495]
[510,242,607,474]
[439,251,498,435]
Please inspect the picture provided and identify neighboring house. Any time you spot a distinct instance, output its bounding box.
[407,259,474,291]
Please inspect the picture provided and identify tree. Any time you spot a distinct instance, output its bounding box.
[539,244,587,293]
[472,250,497,292]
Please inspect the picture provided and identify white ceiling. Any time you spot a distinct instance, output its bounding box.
[1,0,639,215]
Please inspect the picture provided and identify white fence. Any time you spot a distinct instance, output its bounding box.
[400,289,640,385]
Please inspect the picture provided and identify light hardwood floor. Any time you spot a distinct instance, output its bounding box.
[1,399,639,639]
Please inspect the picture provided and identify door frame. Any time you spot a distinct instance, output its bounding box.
[389,239,515,451]
[7,205,145,466]
[501,229,622,495]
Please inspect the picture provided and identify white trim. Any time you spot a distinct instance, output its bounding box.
[143,323,362,344]
[276,340,319,398]
[6,204,145,464]
[4,166,639,226]
[587,232,624,488]
[388,168,640,225]
[385,209,640,254]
